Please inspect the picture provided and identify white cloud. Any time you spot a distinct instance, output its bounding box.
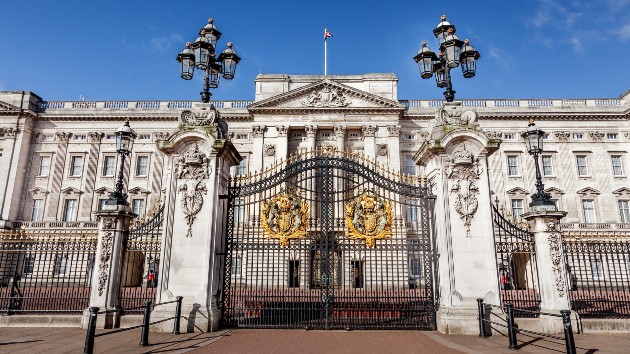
[150,34,185,53]
[618,23,630,41]
[486,43,515,72]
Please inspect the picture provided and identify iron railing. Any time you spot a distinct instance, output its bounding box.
[562,231,630,318]
[491,200,540,317]
[0,228,98,313]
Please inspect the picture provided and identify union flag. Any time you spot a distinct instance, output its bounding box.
[324,29,333,40]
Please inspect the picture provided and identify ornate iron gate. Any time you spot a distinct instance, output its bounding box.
[118,204,163,312]
[222,149,436,330]
[492,199,541,317]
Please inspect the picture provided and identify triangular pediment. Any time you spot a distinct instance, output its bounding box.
[576,187,600,196]
[545,187,565,195]
[506,187,529,195]
[248,80,403,113]
[612,187,630,197]
[128,187,151,196]
[29,187,49,197]
[94,187,113,196]
[61,187,83,196]
[0,101,19,111]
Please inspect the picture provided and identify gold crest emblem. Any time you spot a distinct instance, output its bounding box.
[345,191,393,248]
[261,192,309,247]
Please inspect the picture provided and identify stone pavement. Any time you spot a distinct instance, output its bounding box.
[0,327,628,353]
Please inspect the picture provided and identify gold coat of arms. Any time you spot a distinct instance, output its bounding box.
[261,192,309,247]
[345,191,393,248]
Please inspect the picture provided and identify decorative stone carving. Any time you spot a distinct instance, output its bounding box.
[377,144,388,156]
[97,218,116,296]
[88,132,104,143]
[334,125,346,138]
[252,125,265,138]
[445,143,483,237]
[387,126,400,137]
[180,106,218,126]
[433,106,478,128]
[545,221,557,232]
[29,187,49,197]
[554,131,570,142]
[418,130,430,142]
[56,132,72,142]
[305,125,318,138]
[548,232,565,297]
[30,132,40,144]
[276,126,289,137]
[265,144,276,156]
[153,132,170,141]
[320,142,337,152]
[175,143,210,238]
[362,125,377,137]
[3,128,18,138]
[589,131,605,141]
[483,131,502,139]
[301,85,351,107]
[175,143,209,180]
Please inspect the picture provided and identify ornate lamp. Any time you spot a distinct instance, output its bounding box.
[109,120,137,206]
[176,43,195,80]
[522,119,556,211]
[460,39,480,78]
[218,42,241,79]
[413,41,437,79]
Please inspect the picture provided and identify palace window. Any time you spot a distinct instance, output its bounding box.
[132,199,145,218]
[39,156,51,176]
[102,156,116,176]
[542,155,553,176]
[576,155,588,176]
[590,256,604,280]
[511,199,524,219]
[611,155,624,176]
[236,157,248,176]
[235,133,249,140]
[348,132,360,139]
[572,133,584,140]
[401,133,416,141]
[288,260,300,288]
[72,134,86,141]
[234,199,245,224]
[31,199,44,221]
[138,134,151,140]
[619,200,630,223]
[404,155,416,175]
[135,156,149,176]
[98,199,108,211]
[507,155,519,176]
[63,199,78,222]
[56,256,69,276]
[607,133,618,140]
[409,258,421,277]
[503,133,516,140]
[232,256,242,277]
[23,256,35,275]
[582,199,596,223]
[70,156,83,176]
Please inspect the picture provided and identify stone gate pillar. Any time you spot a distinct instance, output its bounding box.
[152,104,241,332]
[415,102,502,334]
[83,204,135,328]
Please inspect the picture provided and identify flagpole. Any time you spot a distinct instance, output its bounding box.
[324,28,328,75]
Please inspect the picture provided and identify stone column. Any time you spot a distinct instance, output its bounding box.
[251,125,264,173]
[80,132,104,221]
[415,103,502,334]
[334,125,346,151]
[0,126,34,227]
[83,204,135,328]
[523,210,570,332]
[276,125,289,160]
[306,125,318,151]
[362,125,376,159]
[386,125,401,172]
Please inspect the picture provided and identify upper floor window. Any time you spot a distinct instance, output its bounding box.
[409,258,421,277]
[582,199,596,223]
[63,199,78,222]
[348,132,360,139]
[607,133,618,140]
[56,256,69,276]
[511,199,524,219]
[135,156,149,176]
[541,155,553,176]
[138,134,151,140]
[23,256,35,275]
[576,155,588,176]
[102,156,116,176]
[543,133,551,140]
[234,199,245,224]
[503,133,516,140]
[404,155,416,175]
[236,157,248,176]
[132,199,145,217]
[572,133,584,140]
[98,198,108,211]
[70,156,83,176]
[235,133,249,140]
[72,134,86,141]
[401,134,416,141]
[507,155,519,176]
[32,199,44,221]
[590,256,604,279]
[611,155,624,176]
[619,200,630,223]
[39,156,51,176]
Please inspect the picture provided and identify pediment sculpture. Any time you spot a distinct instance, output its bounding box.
[301,85,351,108]
[445,143,483,237]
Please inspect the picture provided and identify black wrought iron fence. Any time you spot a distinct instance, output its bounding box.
[118,204,164,312]
[0,228,98,313]
[562,231,630,318]
[491,199,541,317]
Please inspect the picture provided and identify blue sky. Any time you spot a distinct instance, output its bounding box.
[1,0,629,101]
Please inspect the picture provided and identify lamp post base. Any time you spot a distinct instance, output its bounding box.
[529,197,557,213]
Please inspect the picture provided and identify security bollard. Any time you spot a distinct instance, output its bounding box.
[173,296,183,335]
[83,307,99,354]
[506,303,519,350]
[561,310,576,354]
[477,298,487,337]
[139,301,152,347]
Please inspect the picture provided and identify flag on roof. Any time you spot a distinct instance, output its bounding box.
[324,28,333,40]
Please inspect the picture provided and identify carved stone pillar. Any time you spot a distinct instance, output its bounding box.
[276,125,289,162]
[523,210,571,333]
[306,125,318,151]
[334,125,346,151]
[251,125,265,173]
[362,125,376,159]
[0,126,33,227]
[415,102,502,334]
[386,125,401,173]
[84,204,135,328]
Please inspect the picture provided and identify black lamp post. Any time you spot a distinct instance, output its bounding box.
[108,120,137,206]
[414,15,480,102]
[522,118,556,211]
[176,18,241,103]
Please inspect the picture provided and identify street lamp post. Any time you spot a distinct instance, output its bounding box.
[522,118,557,211]
[176,18,241,103]
[108,120,137,206]
[413,15,480,102]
